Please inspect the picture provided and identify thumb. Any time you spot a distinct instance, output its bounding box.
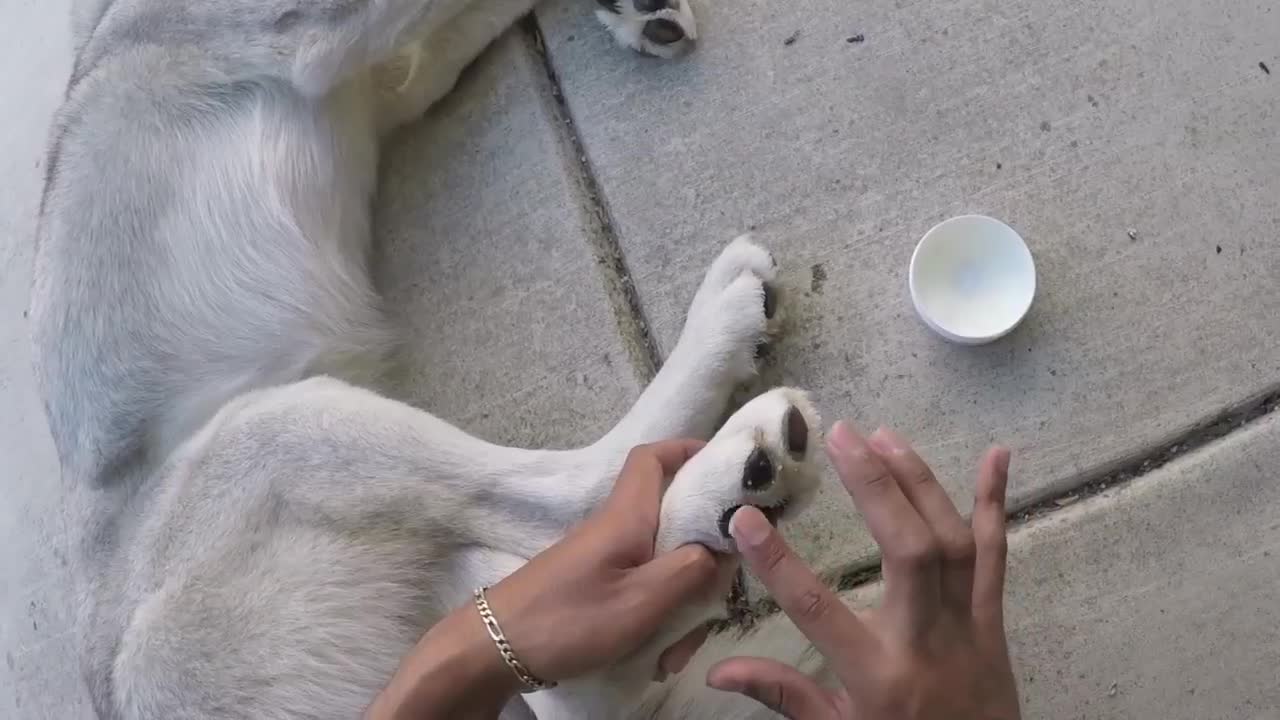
[707,657,838,719]
[624,544,720,624]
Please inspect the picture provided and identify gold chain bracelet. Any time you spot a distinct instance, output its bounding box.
[473,587,557,692]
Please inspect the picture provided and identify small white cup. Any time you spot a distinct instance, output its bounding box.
[909,215,1036,345]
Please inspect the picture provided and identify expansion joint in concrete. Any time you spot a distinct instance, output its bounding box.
[520,17,663,384]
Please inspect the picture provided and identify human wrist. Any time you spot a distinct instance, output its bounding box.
[366,602,523,720]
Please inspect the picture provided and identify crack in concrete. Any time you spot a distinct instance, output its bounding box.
[1011,386,1280,523]
[716,386,1280,633]
[520,18,663,383]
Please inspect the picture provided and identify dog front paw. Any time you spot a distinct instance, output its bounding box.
[657,387,823,554]
[594,0,697,58]
[670,235,782,386]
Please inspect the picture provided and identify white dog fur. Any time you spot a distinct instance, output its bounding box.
[30,1,824,718]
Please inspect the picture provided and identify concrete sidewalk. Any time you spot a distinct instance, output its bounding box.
[2,0,1278,717]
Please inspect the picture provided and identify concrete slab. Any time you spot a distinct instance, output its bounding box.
[537,0,1280,577]
[0,0,96,716]
[374,30,645,450]
[641,412,1280,719]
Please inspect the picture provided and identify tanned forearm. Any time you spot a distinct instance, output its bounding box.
[365,606,521,720]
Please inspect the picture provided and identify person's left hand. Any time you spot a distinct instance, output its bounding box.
[368,440,737,720]
[485,439,738,683]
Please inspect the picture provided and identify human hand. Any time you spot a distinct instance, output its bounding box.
[484,439,737,684]
[367,440,736,720]
[707,422,1020,720]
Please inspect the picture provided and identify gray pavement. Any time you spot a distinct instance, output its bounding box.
[374,30,646,449]
[2,0,1279,718]
[641,411,1280,719]
[537,0,1280,580]
[0,1,93,717]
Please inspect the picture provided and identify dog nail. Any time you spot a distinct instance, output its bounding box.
[762,283,778,319]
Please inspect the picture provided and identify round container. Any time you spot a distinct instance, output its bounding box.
[908,215,1036,345]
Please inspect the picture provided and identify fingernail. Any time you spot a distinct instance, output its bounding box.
[868,426,908,455]
[994,446,1012,474]
[729,506,771,549]
[826,420,860,455]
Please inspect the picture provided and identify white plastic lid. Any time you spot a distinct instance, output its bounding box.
[909,215,1036,345]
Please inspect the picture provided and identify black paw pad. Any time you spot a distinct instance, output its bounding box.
[763,283,778,320]
[642,18,685,45]
[718,506,738,538]
[719,503,785,538]
[784,406,808,458]
[634,0,670,12]
[742,447,775,491]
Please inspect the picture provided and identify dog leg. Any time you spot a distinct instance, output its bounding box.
[371,0,543,136]
[283,0,508,96]
[104,230,801,719]
[516,238,822,718]
[525,387,824,718]
[456,235,784,529]
[371,0,706,136]
[107,376,642,718]
[595,236,781,451]
[110,372,822,719]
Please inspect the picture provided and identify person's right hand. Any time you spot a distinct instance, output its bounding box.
[706,421,1021,720]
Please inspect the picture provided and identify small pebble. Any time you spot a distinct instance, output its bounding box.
[1127,228,1138,241]
[846,33,866,43]
[1261,61,1271,75]
[1108,682,1119,698]
[783,30,800,46]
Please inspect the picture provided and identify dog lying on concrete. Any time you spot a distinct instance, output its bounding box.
[30,1,821,717]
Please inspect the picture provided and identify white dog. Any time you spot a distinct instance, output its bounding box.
[30,1,822,718]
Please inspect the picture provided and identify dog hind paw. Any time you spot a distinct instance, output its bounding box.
[594,0,698,58]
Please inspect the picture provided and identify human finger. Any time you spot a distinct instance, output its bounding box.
[868,427,976,613]
[826,421,941,625]
[620,544,720,634]
[730,507,874,667]
[608,439,708,518]
[971,446,1011,632]
[707,657,839,719]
